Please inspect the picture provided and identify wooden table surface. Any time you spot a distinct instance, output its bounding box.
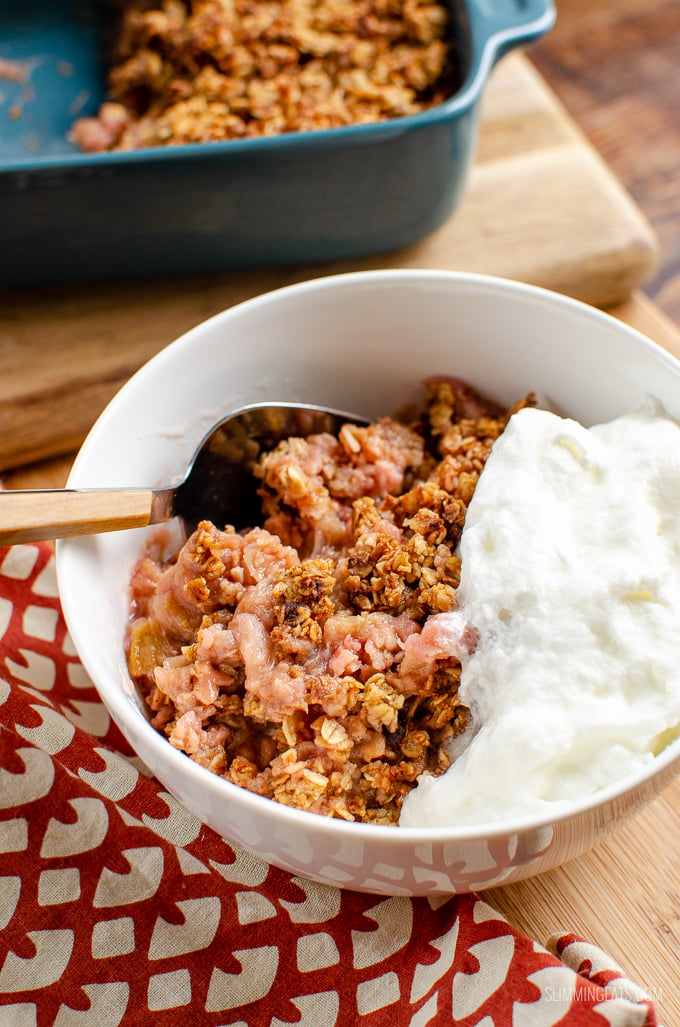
[530,0,680,329]
[3,2,680,1022]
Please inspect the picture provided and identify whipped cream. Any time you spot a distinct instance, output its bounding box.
[400,398,680,828]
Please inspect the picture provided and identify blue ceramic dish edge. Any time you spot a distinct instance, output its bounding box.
[0,0,556,175]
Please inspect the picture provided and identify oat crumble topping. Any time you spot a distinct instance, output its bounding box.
[70,0,459,151]
[126,379,533,823]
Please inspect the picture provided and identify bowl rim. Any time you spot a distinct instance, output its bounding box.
[57,267,680,846]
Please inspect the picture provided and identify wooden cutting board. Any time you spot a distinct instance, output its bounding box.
[0,53,658,471]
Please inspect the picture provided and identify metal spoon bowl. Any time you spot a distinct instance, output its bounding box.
[0,402,369,546]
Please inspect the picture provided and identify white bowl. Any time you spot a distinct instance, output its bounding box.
[57,269,680,895]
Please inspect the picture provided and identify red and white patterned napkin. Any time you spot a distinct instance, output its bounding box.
[0,543,659,1026]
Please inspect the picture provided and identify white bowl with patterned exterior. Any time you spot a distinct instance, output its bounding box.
[57,270,680,895]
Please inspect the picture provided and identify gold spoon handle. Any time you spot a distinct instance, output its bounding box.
[0,489,156,545]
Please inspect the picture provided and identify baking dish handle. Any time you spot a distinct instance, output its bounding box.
[469,0,556,67]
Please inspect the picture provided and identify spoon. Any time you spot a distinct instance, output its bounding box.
[0,402,369,546]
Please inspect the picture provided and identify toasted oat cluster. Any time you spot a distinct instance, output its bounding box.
[126,380,532,823]
[70,0,457,151]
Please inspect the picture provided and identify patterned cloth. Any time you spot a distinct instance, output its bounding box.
[0,543,659,1026]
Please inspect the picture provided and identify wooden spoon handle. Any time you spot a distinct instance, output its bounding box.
[0,489,156,545]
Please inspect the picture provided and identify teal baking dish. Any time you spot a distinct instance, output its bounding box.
[0,0,554,286]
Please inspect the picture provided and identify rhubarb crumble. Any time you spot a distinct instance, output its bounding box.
[70,0,458,151]
[126,380,532,823]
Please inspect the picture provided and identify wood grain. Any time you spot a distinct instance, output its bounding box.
[530,0,680,327]
[0,53,658,472]
[0,488,155,545]
[489,777,680,1013]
